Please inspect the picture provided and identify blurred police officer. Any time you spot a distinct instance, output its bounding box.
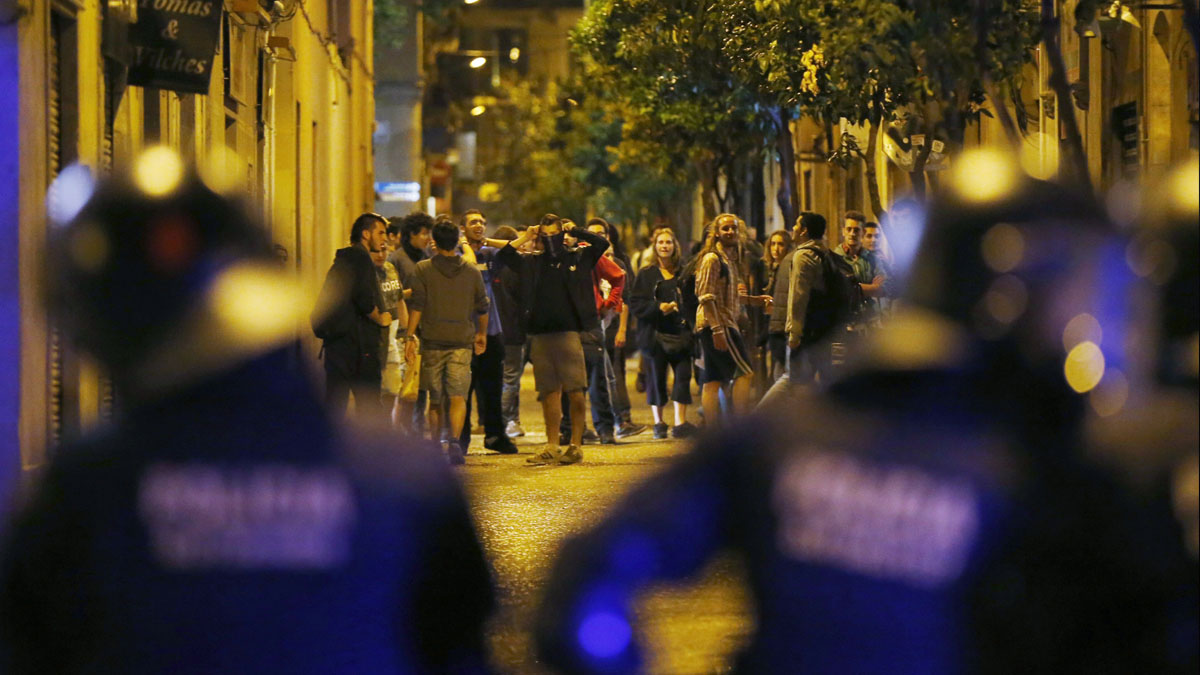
[1086,159,1199,673]
[534,151,1166,674]
[0,150,495,674]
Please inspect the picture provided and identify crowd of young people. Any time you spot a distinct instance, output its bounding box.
[317,206,895,464]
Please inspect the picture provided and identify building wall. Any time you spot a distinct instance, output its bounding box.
[5,0,375,480]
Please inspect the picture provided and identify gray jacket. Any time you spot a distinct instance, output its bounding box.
[785,240,825,345]
[768,253,795,334]
[409,254,489,350]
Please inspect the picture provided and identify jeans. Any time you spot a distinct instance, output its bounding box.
[602,317,632,424]
[759,341,833,407]
[501,340,527,425]
[561,327,616,436]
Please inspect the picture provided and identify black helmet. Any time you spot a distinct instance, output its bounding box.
[45,147,303,395]
[861,150,1140,428]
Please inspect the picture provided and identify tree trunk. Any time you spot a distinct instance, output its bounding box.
[750,149,766,239]
[864,110,886,221]
[699,160,718,224]
[1040,0,1092,195]
[774,107,800,230]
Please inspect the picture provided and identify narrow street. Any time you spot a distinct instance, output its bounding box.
[461,365,754,673]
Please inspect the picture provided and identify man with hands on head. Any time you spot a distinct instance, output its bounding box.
[496,215,610,465]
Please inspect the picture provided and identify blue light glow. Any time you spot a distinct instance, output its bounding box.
[46,163,96,227]
[577,611,632,660]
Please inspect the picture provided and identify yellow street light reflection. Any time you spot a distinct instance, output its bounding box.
[470,105,486,116]
[1064,341,1106,394]
[133,146,185,197]
[509,47,521,61]
[950,149,1021,204]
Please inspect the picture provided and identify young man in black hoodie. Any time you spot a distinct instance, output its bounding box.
[497,214,609,465]
[317,213,393,418]
[390,212,434,429]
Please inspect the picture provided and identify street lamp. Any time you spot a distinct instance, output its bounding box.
[469,56,487,69]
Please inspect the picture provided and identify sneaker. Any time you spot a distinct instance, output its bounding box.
[445,441,466,466]
[559,444,583,465]
[652,423,669,440]
[525,446,561,465]
[598,430,618,445]
[485,435,519,455]
[671,422,699,439]
[581,428,600,445]
[505,420,525,438]
[614,421,647,439]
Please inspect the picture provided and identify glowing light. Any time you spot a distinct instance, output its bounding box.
[469,56,487,69]
[46,163,96,227]
[464,0,480,4]
[199,145,243,195]
[209,263,310,347]
[1064,341,1106,393]
[509,47,520,61]
[980,223,1025,273]
[950,149,1021,204]
[133,146,185,197]
[68,223,110,273]
[1089,369,1129,417]
[470,105,486,116]
[577,611,632,660]
[1167,159,1199,216]
[1062,313,1103,351]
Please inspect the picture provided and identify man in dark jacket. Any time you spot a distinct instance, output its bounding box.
[497,214,609,465]
[316,213,393,418]
[1,159,495,674]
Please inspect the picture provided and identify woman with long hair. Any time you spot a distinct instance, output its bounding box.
[628,226,697,439]
[692,214,771,424]
[755,229,794,384]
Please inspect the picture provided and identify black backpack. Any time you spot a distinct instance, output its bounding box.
[311,258,356,341]
[801,248,863,346]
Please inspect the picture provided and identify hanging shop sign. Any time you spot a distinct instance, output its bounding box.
[127,1,224,94]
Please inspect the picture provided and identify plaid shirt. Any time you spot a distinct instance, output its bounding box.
[694,249,742,334]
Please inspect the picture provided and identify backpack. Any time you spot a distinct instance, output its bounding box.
[802,248,864,346]
[311,258,356,341]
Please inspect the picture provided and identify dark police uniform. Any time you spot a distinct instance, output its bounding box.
[0,352,495,674]
[535,368,1164,674]
[2,157,495,674]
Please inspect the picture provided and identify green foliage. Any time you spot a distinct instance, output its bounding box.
[374,0,458,54]
[473,80,692,227]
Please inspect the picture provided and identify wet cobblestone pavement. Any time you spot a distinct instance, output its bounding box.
[459,369,753,674]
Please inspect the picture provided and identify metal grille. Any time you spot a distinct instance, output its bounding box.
[47,14,63,449]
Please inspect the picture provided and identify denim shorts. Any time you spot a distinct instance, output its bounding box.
[419,348,472,401]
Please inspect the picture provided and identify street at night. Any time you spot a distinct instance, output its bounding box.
[463,367,752,674]
[1,1,1197,673]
